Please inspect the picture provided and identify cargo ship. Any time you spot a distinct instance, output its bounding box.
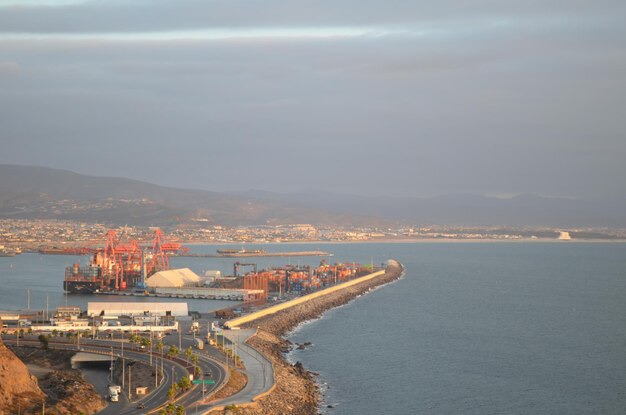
[63,263,104,294]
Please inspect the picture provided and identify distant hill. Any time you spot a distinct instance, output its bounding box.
[1,165,623,227]
[238,190,626,228]
[0,165,381,227]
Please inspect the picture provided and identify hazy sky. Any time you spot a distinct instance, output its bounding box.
[1,0,625,199]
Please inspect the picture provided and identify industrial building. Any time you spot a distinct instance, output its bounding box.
[87,302,188,317]
[145,268,201,288]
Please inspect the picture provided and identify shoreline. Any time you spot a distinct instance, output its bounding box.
[178,238,626,246]
[219,260,404,415]
[5,238,625,254]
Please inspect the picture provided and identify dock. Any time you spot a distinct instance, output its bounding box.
[177,251,331,258]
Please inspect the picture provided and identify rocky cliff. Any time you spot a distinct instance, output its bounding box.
[0,336,45,415]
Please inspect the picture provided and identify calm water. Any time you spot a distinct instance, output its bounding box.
[287,242,626,414]
[0,243,342,312]
[1,242,625,413]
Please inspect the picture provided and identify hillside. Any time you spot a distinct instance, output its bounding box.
[1,165,624,227]
[0,337,45,415]
[0,165,381,227]
[239,190,626,228]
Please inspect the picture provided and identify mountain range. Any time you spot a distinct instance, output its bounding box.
[1,164,624,228]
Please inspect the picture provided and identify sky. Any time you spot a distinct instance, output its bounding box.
[0,0,625,200]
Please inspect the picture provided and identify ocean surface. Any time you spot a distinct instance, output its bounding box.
[286,242,626,414]
[1,242,625,413]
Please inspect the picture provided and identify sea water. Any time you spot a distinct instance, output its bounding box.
[287,242,626,414]
[1,242,625,413]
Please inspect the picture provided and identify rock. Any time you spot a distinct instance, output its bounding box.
[234,262,404,415]
[0,336,45,415]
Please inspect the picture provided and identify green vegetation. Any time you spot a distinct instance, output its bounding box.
[167,384,178,401]
[184,346,192,363]
[167,345,179,359]
[158,403,186,415]
[37,334,49,349]
[177,376,191,391]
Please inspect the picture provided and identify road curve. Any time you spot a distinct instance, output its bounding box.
[2,337,226,415]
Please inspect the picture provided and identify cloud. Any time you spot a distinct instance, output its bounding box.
[0,1,624,199]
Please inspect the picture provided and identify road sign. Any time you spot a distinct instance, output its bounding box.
[192,380,215,385]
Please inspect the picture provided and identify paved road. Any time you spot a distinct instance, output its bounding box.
[4,316,273,414]
[3,336,225,415]
[209,329,274,408]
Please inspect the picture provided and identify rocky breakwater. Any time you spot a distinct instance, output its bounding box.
[224,260,404,415]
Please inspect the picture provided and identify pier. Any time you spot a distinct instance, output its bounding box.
[177,250,331,258]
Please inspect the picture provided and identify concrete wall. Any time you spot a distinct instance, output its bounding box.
[225,269,385,328]
[154,287,263,299]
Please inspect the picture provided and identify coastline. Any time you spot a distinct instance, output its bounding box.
[217,260,404,415]
[7,238,625,254]
[181,238,626,246]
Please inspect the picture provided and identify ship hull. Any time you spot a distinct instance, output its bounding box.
[63,280,100,294]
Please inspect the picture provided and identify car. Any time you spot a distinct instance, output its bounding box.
[205,372,212,377]
[137,403,145,409]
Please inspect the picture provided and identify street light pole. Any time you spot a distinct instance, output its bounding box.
[109,347,114,383]
[149,329,153,366]
[128,364,132,402]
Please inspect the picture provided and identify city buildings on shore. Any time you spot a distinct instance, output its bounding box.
[0,219,624,252]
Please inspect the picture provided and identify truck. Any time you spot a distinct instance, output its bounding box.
[195,338,204,350]
[108,385,121,402]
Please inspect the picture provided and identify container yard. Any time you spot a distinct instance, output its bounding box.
[60,228,377,310]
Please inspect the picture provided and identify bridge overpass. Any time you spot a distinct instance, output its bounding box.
[71,351,112,369]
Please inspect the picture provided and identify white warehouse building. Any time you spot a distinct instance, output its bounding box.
[87,302,188,317]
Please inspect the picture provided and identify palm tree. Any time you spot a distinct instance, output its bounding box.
[167,345,179,359]
[177,376,191,391]
[37,334,49,349]
[167,385,178,401]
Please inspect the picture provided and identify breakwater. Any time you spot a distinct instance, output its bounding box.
[178,251,330,258]
[220,260,404,415]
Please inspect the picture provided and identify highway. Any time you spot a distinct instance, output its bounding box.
[3,335,226,415]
